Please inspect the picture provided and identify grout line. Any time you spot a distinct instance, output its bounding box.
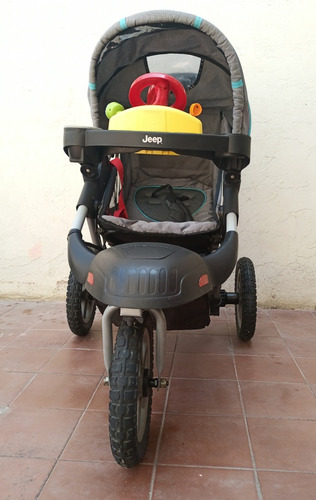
[148,463,255,471]
[148,332,178,500]
[231,332,264,500]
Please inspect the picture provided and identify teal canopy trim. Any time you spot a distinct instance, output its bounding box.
[232,79,244,89]
[193,16,203,29]
[119,18,128,30]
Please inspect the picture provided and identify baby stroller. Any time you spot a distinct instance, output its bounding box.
[64,10,257,468]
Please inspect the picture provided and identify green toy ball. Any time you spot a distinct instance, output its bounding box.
[105,102,125,119]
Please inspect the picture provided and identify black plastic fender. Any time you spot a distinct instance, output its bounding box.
[67,230,95,284]
[85,242,212,308]
[205,231,238,286]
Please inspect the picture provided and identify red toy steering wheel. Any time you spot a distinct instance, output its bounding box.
[129,73,187,110]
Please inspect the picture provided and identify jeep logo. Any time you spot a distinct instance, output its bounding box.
[142,134,163,145]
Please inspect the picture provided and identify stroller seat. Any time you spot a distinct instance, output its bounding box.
[98,152,220,250]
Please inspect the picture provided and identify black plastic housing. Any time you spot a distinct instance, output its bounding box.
[64,127,251,170]
[67,230,95,284]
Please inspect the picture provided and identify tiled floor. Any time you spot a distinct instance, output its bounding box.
[1,301,316,499]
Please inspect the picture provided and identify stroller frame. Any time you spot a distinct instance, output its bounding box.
[64,10,257,468]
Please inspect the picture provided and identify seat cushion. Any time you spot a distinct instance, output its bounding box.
[100,215,218,235]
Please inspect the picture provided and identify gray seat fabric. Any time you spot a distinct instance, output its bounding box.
[100,216,217,234]
[101,153,219,236]
[123,154,216,221]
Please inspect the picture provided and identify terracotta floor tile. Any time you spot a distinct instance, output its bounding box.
[153,351,174,378]
[284,338,316,357]
[39,461,153,499]
[207,320,231,335]
[40,347,105,375]
[28,303,71,330]
[248,418,316,472]
[153,466,258,500]
[232,336,290,356]
[30,315,69,330]
[12,372,101,410]
[225,306,236,320]
[166,332,178,352]
[1,302,51,327]
[64,329,103,349]
[0,371,34,407]
[143,413,163,464]
[0,312,37,330]
[87,379,109,410]
[259,471,316,500]
[173,353,236,380]
[235,355,304,382]
[158,414,252,467]
[240,381,316,419]
[0,407,81,458]
[267,309,316,323]
[11,328,72,348]
[0,456,55,500]
[167,378,242,416]
[61,410,112,462]
[295,357,316,384]
[0,346,56,372]
[151,384,169,414]
[0,327,23,346]
[276,322,316,339]
[176,332,232,354]
[256,308,270,319]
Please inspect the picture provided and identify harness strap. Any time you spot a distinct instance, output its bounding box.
[110,157,128,218]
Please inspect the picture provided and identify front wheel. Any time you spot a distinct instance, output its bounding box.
[235,257,257,341]
[109,320,153,468]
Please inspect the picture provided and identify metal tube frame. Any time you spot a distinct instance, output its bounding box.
[71,205,88,231]
[101,306,167,382]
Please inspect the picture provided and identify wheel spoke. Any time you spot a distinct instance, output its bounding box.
[137,329,150,442]
[81,299,88,321]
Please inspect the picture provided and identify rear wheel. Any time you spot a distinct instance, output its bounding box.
[66,271,96,336]
[235,257,257,341]
[109,320,153,468]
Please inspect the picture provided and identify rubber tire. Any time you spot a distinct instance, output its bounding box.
[235,257,257,341]
[109,320,153,468]
[66,271,96,336]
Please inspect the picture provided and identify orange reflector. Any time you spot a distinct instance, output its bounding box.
[87,272,94,286]
[199,274,209,287]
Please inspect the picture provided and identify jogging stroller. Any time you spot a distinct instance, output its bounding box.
[64,10,257,468]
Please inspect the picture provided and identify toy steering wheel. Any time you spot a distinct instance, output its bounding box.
[129,73,187,110]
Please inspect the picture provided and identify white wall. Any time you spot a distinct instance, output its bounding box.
[1,0,315,308]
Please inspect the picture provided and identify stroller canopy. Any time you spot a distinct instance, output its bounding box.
[88,10,251,136]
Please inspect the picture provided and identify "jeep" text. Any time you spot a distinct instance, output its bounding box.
[142,135,163,145]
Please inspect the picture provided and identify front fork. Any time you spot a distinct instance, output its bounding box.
[102,306,168,388]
